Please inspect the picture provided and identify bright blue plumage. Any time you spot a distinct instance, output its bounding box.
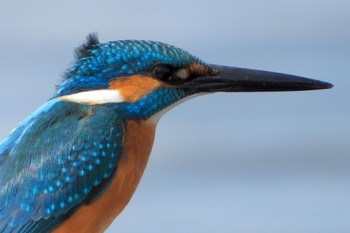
[55,35,203,97]
[0,100,124,232]
[121,87,186,119]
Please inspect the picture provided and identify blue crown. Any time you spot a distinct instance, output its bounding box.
[54,34,203,97]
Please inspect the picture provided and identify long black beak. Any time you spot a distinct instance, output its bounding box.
[184,65,333,94]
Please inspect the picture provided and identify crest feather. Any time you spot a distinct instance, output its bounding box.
[74,33,100,59]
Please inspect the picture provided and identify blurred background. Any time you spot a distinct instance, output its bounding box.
[0,0,349,232]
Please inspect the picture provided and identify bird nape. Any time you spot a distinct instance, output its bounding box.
[0,34,332,233]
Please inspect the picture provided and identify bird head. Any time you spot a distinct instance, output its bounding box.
[55,34,332,121]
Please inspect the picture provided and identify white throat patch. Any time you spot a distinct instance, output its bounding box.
[148,94,201,125]
[56,90,125,105]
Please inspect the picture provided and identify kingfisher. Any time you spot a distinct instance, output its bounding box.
[0,34,332,233]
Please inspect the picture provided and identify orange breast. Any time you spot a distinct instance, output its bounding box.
[53,119,156,233]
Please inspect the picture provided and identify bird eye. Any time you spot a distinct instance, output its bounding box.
[153,64,174,81]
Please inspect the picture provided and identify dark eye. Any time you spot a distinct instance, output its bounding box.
[153,64,174,81]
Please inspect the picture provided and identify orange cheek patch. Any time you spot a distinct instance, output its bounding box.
[188,63,209,76]
[109,75,161,102]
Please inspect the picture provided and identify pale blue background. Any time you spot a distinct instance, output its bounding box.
[0,1,349,232]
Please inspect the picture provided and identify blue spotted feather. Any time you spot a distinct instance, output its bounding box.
[0,100,124,232]
[55,33,203,97]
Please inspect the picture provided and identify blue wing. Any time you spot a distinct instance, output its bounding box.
[0,100,124,232]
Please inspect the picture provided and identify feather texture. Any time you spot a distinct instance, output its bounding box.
[0,100,124,232]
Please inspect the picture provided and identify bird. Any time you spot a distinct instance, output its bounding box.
[0,34,332,233]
